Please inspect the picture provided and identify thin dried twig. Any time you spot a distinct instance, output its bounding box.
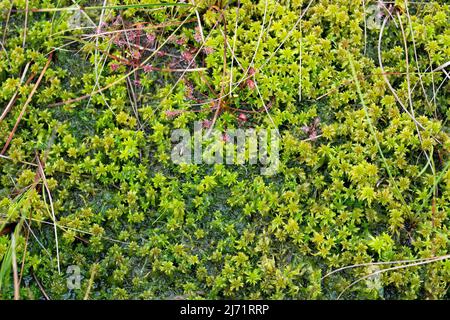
[336,254,450,299]
[397,11,434,174]
[23,0,29,49]
[377,16,425,130]
[83,264,98,300]
[1,52,53,155]
[11,232,20,300]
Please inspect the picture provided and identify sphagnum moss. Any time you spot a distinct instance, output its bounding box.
[0,0,449,300]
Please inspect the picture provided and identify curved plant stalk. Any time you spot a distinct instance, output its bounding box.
[1,52,53,155]
[185,0,316,109]
[397,11,435,175]
[10,3,191,13]
[84,264,99,300]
